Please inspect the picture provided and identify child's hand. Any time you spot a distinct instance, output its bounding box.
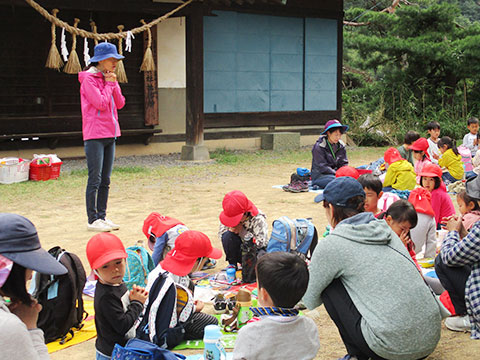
[399,230,410,247]
[8,297,42,330]
[194,300,204,313]
[442,215,462,233]
[433,153,439,160]
[104,71,117,82]
[129,284,149,304]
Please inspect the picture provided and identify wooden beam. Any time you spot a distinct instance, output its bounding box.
[185,1,204,146]
[143,25,159,126]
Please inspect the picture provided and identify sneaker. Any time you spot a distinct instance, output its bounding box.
[445,315,471,332]
[226,295,237,311]
[212,294,227,314]
[283,181,309,193]
[202,258,216,270]
[103,218,120,230]
[87,219,112,232]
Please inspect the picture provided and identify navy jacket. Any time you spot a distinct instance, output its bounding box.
[311,135,348,181]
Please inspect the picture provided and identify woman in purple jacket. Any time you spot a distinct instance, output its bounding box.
[311,119,349,189]
[78,42,125,232]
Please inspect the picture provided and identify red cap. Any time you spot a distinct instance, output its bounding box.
[410,138,429,152]
[161,230,222,276]
[408,187,435,217]
[419,163,442,178]
[219,190,259,227]
[335,166,360,179]
[384,147,403,165]
[86,233,127,271]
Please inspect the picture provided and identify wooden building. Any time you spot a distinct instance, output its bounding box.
[0,0,343,158]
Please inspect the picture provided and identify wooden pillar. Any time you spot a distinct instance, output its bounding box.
[144,25,159,126]
[182,2,209,160]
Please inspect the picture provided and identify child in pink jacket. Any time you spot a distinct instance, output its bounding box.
[79,42,125,233]
[419,163,455,229]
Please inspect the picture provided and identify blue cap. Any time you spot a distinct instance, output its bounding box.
[314,177,365,207]
[90,42,125,63]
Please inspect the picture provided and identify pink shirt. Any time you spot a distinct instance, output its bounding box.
[430,183,455,227]
[415,157,432,184]
[462,210,480,231]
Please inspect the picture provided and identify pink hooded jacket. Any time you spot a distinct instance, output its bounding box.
[78,68,125,141]
[430,182,455,227]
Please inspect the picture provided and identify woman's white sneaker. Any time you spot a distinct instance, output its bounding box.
[444,315,471,332]
[87,219,112,232]
[103,218,120,230]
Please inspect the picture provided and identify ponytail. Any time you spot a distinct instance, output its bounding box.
[438,136,459,156]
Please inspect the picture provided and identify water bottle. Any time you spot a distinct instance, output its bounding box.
[226,267,236,283]
[203,324,226,360]
[236,288,252,328]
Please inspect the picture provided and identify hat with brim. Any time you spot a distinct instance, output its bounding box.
[314,177,365,206]
[321,119,349,135]
[86,233,127,271]
[410,138,429,152]
[384,147,403,165]
[161,230,222,276]
[419,163,443,179]
[0,213,67,275]
[90,42,125,63]
[466,176,480,200]
[219,190,259,227]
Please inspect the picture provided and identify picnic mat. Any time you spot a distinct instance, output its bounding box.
[185,354,233,360]
[47,300,96,353]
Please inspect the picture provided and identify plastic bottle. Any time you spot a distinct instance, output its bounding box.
[236,288,252,328]
[203,324,226,360]
[226,267,236,283]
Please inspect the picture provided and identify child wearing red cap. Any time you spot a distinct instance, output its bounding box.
[86,233,148,359]
[419,163,455,228]
[141,230,222,345]
[408,188,437,258]
[382,147,416,192]
[218,191,268,275]
[410,137,432,184]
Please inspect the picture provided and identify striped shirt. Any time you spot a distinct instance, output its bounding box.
[441,222,480,339]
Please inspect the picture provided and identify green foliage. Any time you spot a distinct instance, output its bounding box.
[343,2,480,145]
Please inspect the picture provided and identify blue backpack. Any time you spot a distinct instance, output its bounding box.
[267,217,318,260]
[123,245,155,290]
[112,338,185,360]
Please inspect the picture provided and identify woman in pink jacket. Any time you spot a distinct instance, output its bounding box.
[78,42,125,232]
[419,163,455,229]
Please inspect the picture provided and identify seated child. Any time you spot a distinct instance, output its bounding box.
[86,233,149,359]
[140,230,222,347]
[219,191,268,275]
[143,212,189,265]
[382,200,421,271]
[462,117,479,158]
[358,173,383,217]
[232,252,320,360]
[410,137,432,184]
[427,121,441,164]
[438,136,464,184]
[382,147,416,192]
[408,188,437,258]
[398,130,420,166]
[456,190,480,231]
[419,163,455,228]
[335,165,360,179]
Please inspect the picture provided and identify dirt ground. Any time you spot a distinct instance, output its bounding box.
[1,150,478,359]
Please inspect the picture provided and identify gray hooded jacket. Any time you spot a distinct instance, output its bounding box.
[304,212,441,360]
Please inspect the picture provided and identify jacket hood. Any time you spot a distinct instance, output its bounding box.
[78,68,103,84]
[331,212,393,245]
[390,159,413,171]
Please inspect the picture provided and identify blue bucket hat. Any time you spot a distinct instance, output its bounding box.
[321,119,349,135]
[0,213,67,275]
[89,42,125,63]
[314,177,365,207]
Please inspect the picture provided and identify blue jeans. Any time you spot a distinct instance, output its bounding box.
[465,170,477,180]
[84,138,116,224]
[442,171,460,185]
[311,174,336,189]
[95,350,110,360]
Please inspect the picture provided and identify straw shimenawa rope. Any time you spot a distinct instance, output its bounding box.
[140,19,155,72]
[115,25,128,83]
[45,8,63,70]
[90,21,99,46]
[64,18,82,74]
[25,0,194,41]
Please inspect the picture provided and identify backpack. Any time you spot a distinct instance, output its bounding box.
[123,245,155,290]
[112,338,186,360]
[266,217,318,260]
[33,246,87,344]
[136,267,194,349]
[143,213,184,251]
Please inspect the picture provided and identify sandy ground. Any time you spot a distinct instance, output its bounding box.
[1,150,478,359]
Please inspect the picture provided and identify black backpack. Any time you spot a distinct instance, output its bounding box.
[32,246,87,344]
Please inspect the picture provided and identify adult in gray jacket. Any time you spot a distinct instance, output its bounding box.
[0,213,67,360]
[304,177,441,360]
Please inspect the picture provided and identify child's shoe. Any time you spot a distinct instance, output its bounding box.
[226,295,237,312]
[202,258,216,270]
[212,293,227,314]
[444,315,471,332]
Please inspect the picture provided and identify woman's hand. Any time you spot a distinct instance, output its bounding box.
[8,298,42,330]
[104,71,117,82]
